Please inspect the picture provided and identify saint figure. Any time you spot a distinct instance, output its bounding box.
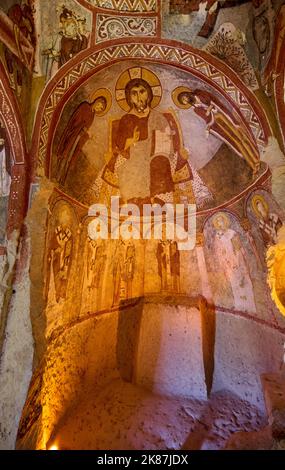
[172,86,260,176]
[212,212,256,312]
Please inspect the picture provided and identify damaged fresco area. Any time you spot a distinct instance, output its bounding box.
[162,0,285,88]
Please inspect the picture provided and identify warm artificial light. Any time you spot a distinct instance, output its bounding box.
[49,444,59,451]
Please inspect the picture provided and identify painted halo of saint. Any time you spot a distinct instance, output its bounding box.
[212,212,231,232]
[251,193,283,247]
[89,87,113,117]
[251,194,270,219]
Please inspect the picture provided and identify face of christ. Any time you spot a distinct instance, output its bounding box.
[129,84,149,114]
[125,78,153,116]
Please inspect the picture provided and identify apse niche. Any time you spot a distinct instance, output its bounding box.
[17,60,285,451]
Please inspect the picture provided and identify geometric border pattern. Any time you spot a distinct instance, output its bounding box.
[79,0,158,12]
[0,84,25,165]
[0,61,28,237]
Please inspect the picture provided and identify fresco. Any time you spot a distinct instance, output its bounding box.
[80,233,107,312]
[87,0,158,11]
[52,62,262,212]
[163,0,253,49]
[204,212,258,312]
[43,200,78,333]
[247,189,285,257]
[0,0,35,102]
[263,2,285,94]
[95,14,157,42]
[252,0,275,73]
[156,238,180,293]
[46,207,73,303]
[162,0,285,87]
[172,84,260,174]
[203,22,259,90]
[45,63,277,328]
[168,0,250,39]
[40,1,92,80]
[0,121,12,246]
[4,0,285,453]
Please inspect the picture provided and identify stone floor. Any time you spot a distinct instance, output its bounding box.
[50,378,268,450]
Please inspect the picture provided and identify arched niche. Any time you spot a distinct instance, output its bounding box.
[30,39,272,179]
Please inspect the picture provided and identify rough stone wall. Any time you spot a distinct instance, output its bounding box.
[37,310,122,449]
[0,234,33,449]
[212,311,285,411]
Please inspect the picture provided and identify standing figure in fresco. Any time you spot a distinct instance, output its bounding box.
[263,3,285,94]
[48,221,73,304]
[59,7,88,67]
[86,238,106,311]
[56,89,111,185]
[42,6,89,80]
[157,240,169,292]
[170,240,180,293]
[172,86,260,176]
[89,67,194,207]
[123,241,135,300]
[253,3,271,58]
[156,240,180,293]
[252,0,275,75]
[251,194,283,247]
[112,239,126,306]
[212,212,256,312]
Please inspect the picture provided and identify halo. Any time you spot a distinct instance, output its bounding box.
[52,202,74,227]
[115,67,162,112]
[172,86,193,109]
[212,212,230,231]
[252,194,269,218]
[89,88,112,116]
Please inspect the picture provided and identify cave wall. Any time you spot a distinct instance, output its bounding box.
[1,0,285,450]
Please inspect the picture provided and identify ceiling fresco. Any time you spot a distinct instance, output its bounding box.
[52,61,265,212]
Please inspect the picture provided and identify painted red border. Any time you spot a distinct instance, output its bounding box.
[76,0,160,14]
[0,62,29,237]
[274,37,285,149]
[46,294,285,345]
